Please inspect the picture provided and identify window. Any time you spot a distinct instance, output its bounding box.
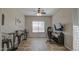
[32,21,45,32]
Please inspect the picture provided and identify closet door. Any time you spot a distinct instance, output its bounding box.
[73,8,79,51]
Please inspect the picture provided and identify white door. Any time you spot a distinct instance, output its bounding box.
[73,8,79,51]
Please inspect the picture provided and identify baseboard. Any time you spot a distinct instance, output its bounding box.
[65,45,73,51]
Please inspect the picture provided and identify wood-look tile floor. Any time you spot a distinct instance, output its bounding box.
[17,38,68,51]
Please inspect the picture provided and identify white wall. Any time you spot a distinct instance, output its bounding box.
[1,8,25,33]
[52,8,73,50]
[0,8,25,51]
[25,16,52,38]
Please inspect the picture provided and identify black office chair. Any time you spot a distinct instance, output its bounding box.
[47,27,53,42]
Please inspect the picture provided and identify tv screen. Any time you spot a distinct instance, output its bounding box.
[54,23,64,31]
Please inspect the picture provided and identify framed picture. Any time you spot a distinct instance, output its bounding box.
[2,14,5,25]
[15,17,21,25]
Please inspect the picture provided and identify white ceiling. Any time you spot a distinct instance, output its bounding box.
[18,8,59,16]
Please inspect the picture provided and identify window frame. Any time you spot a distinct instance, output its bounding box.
[32,21,45,33]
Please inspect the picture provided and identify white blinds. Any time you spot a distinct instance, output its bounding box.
[32,21,45,32]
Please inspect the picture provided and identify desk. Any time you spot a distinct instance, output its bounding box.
[52,32,64,44]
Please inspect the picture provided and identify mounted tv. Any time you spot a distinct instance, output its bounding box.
[54,23,64,31]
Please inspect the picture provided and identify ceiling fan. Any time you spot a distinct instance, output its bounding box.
[33,8,46,16]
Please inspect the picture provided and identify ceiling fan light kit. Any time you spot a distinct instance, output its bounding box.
[36,13,42,16]
[36,8,46,16]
